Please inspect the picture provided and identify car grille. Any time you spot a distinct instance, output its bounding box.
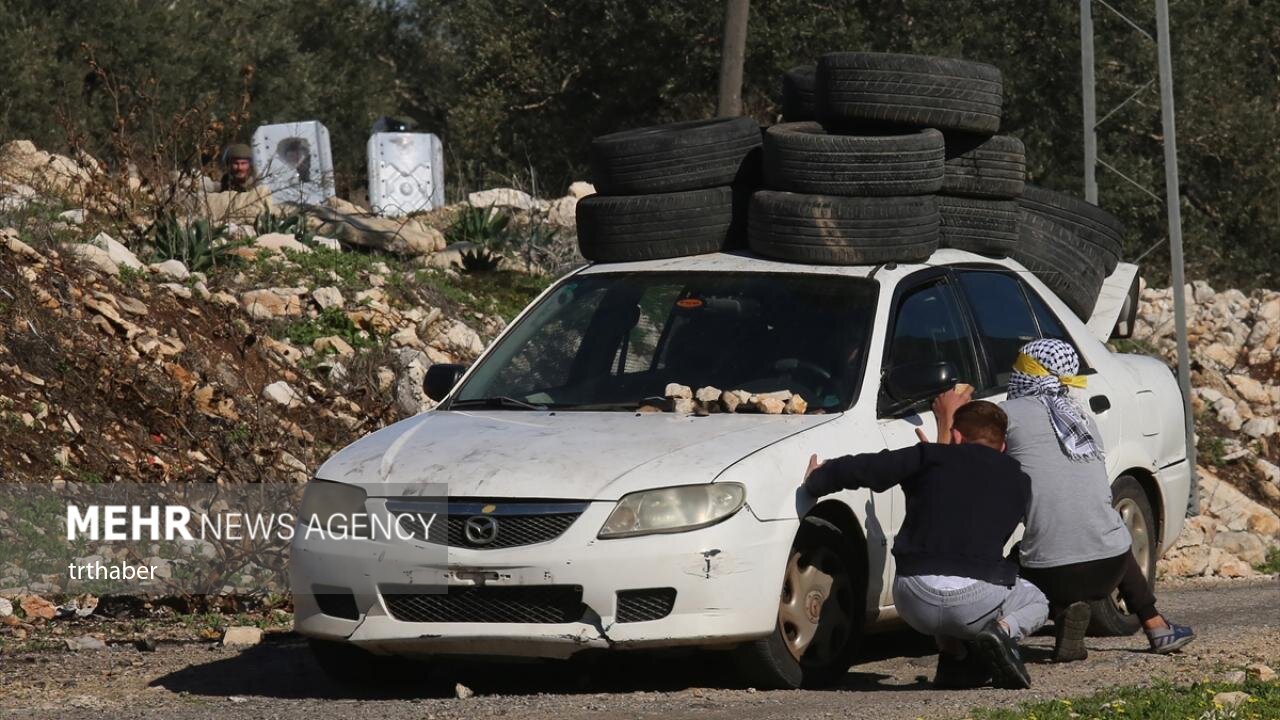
[380,585,585,624]
[385,499,588,550]
[615,588,677,623]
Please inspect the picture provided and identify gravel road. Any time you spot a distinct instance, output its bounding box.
[1,578,1275,720]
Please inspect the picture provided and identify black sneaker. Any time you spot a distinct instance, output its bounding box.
[933,648,991,689]
[973,620,1032,689]
[1053,602,1091,663]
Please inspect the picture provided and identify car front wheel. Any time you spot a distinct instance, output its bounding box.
[733,515,866,689]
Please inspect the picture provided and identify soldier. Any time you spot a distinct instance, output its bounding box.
[220,143,257,192]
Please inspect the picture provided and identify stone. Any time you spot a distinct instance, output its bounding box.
[1198,343,1237,369]
[394,348,433,416]
[1216,557,1256,578]
[1227,374,1270,405]
[694,386,722,403]
[665,383,693,399]
[0,140,92,196]
[262,381,303,409]
[1242,417,1277,439]
[391,325,424,349]
[672,398,696,414]
[240,289,303,320]
[1157,544,1210,578]
[1247,663,1277,682]
[260,336,302,365]
[69,243,119,276]
[59,208,86,224]
[721,392,743,413]
[191,185,274,225]
[311,286,344,310]
[64,636,107,651]
[567,181,596,199]
[150,259,190,281]
[785,395,809,415]
[89,232,143,270]
[2,229,42,263]
[220,626,262,647]
[547,195,578,227]
[1211,531,1268,565]
[1213,691,1251,708]
[426,242,477,269]
[313,235,341,251]
[1222,670,1247,685]
[455,683,475,700]
[0,597,11,618]
[19,594,55,620]
[467,187,534,211]
[755,390,794,402]
[375,366,396,392]
[311,197,445,255]
[255,232,311,255]
[443,321,485,356]
[313,336,355,357]
[755,397,786,414]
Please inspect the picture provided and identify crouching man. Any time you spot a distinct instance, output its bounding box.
[803,401,1046,689]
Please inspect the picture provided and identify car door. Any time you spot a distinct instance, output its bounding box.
[955,266,1123,459]
[876,271,984,601]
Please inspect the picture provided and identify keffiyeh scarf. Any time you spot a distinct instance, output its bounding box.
[1007,338,1104,462]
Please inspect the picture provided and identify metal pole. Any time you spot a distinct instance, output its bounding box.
[717,0,750,116]
[1154,0,1198,515]
[1080,0,1098,203]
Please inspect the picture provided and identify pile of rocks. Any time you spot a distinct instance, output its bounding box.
[656,384,809,415]
[1134,282,1280,578]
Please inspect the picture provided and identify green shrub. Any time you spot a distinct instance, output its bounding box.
[148,213,240,272]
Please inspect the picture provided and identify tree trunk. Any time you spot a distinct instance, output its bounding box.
[716,0,750,117]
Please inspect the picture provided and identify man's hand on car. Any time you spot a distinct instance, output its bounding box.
[803,454,821,487]
[926,383,973,444]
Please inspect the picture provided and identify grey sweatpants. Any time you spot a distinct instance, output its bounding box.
[893,575,1048,641]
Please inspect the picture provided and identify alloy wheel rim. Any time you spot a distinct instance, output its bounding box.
[1112,497,1152,614]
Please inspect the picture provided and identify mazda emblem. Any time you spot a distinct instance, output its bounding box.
[463,515,499,546]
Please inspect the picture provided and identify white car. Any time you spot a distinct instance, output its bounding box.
[290,249,1190,688]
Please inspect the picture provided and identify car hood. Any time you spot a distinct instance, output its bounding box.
[316,410,838,500]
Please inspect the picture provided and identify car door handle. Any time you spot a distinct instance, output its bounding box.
[1089,395,1111,413]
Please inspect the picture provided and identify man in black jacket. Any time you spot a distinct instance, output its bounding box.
[803,401,1047,689]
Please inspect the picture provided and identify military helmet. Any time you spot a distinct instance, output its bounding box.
[223,143,253,163]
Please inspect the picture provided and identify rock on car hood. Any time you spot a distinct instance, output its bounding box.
[315,410,837,500]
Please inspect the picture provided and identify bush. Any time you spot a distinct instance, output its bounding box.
[147,214,240,272]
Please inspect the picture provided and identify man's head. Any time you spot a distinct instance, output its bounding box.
[223,143,253,181]
[949,400,1008,451]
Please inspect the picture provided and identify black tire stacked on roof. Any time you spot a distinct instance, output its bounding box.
[577,117,762,262]
[580,52,1127,320]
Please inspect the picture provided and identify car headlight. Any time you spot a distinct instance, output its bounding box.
[598,483,745,539]
[298,480,368,537]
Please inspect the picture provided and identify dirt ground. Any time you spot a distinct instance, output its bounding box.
[1,578,1275,720]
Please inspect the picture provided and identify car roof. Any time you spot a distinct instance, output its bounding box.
[575,248,1020,278]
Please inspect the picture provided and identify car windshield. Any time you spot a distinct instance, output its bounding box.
[450,272,878,413]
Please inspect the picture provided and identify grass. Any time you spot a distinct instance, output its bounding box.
[966,680,1280,720]
[412,268,552,320]
[278,307,372,349]
[1109,337,1162,356]
[1199,434,1230,467]
[1254,547,1280,574]
[239,246,383,294]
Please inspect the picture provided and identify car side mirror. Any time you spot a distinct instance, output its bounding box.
[883,362,959,408]
[424,363,467,401]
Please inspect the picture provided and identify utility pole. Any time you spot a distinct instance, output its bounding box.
[717,0,750,116]
[1080,0,1098,203]
[1154,0,1198,514]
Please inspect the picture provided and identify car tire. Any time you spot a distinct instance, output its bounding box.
[763,123,944,196]
[943,134,1026,199]
[1019,185,1124,274]
[308,638,424,687]
[937,196,1019,257]
[748,191,939,265]
[576,187,738,262]
[816,52,1003,134]
[588,117,762,195]
[733,516,866,689]
[1088,476,1157,637]
[1012,210,1106,320]
[781,65,817,121]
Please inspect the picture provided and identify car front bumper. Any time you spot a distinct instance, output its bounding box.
[290,501,797,659]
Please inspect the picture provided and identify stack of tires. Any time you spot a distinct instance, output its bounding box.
[575,118,762,262]
[750,52,1021,268]
[577,52,1128,321]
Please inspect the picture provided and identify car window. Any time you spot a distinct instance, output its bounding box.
[453,272,879,412]
[1022,281,1092,372]
[957,271,1040,388]
[886,279,979,388]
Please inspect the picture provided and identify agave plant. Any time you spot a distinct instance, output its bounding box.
[148,213,235,272]
[254,210,316,246]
